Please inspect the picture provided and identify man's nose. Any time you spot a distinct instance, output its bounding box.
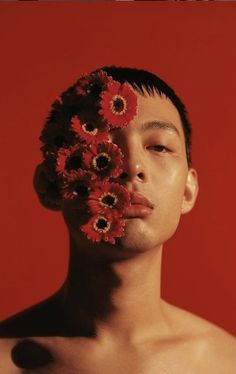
[119,145,148,184]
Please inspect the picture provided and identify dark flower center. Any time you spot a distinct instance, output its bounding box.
[82,122,98,135]
[101,193,117,207]
[94,217,111,233]
[74,184,89,198]
[93,153,111,171]
[110,95,126,115]
[66,154,82,171]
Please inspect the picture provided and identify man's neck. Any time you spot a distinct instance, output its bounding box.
[61,238,169,343]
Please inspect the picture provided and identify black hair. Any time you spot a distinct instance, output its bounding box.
[94,66,192,166]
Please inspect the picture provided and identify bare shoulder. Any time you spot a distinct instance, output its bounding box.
[163,300,236,371]
[0,291,65,338]
[199,320,236,370]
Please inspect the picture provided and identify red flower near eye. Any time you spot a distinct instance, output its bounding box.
[71,115,109,144]
[83,142,123,180]
[99,81,137,128]
[87,181,131,215]
[56,144,85,177]
[81,212,125,244]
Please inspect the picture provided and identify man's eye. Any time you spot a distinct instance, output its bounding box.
[147,145,169,153]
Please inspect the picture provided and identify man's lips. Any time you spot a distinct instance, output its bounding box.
[129,192,154,208]
[124,192,154,218]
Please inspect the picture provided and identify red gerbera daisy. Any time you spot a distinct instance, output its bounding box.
[81,212,125,244]
[39,121,76,157]
[83,142,123,180]
[56,144,85,177]
[75,70,111,97]
[88,70,111,91]
[71,115,109,144]
[87,181,131,215]
[61,170,93,203]
[99,81,137,128]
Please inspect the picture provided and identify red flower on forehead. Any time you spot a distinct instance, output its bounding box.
[81,212,125,244]
[99,81,137,128]
[87,181,131,215]
[56,144,85,177]
[83,142,123,179]
[71,115,109,144]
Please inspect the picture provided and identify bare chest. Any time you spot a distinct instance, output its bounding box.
[6,338,207,374]
[17,349,189,374]
[6,337,232,374]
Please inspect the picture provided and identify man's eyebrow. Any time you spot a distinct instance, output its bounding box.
[140,120,180,137]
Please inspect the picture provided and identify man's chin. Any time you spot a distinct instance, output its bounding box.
[116,222,159,253]
[68,218,160,259]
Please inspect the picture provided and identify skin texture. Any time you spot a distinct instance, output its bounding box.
[1,89,236,373]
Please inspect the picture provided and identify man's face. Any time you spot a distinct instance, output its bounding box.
[62,89,198,255]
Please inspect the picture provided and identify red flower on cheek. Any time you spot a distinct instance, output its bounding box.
[56,144,85,177]
[61,170,93,203]
[83,142,124,180]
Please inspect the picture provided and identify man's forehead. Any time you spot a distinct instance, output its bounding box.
[110,89,184,138]
[134,90,182,126]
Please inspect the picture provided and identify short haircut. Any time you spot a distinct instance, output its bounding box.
[93,66,192,166]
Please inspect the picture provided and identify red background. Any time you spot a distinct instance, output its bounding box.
[0,2,236,336]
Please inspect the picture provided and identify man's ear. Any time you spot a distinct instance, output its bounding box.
[33,161,62,211]
[181,168,199,215]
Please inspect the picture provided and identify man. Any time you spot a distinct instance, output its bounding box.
[1,66,236,373]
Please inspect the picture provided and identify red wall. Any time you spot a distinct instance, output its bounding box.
[1,2,236,336]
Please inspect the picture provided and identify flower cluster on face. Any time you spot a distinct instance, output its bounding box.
[40,70,137,244]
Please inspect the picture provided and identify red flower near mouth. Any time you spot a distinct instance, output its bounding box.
[99,81,137,128]
[83,142,123,179]
[81,212,125,244]
[71,115,109,144]
[87,181,131,215]
[56,144,85,177]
